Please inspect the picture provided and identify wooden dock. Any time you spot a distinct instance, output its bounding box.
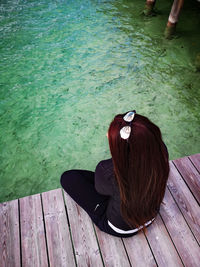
[0,154,200,267]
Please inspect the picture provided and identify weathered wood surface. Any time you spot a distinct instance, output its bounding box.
[42,188,76,267]
[122,231,157,267]
[94,225,131,267]
[168,161,200,244]
[20,194,48,267]
[0,153,199,267]
[63,190,103,267]
[145,214,183,267]
[189,153,200,172]
[0,200,20,267]
[160,188,200,266]
[173,156,200,204]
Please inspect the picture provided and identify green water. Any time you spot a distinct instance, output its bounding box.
[0,0,200,203]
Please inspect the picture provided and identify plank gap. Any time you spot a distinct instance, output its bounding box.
[18,199,22,267]
[143,231,158,267]
[61,189,78,267]
[188,156,200,175]
[40,194,50,267]
[91,223,105,267]
[121,238,132,267]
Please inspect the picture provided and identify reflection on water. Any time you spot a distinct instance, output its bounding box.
[0,0,200,202]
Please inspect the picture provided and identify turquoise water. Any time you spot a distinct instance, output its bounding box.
[0,0,200,203]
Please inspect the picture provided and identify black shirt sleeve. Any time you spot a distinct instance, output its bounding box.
[95,159,115,196]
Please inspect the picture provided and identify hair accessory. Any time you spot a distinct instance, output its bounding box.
[123,111,136,122]
[120,110,136,140]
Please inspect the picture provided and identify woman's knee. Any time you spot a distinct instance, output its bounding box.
[60,170,78,190]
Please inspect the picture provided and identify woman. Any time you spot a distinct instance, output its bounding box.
[60,110,169,238]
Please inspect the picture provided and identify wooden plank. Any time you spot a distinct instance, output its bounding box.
[173,156,200,204]
[189,153,200,173]
[0,200,20,267]
[122,231,157,267]
[168,161,200,244]
[42,189,76,267]
[63,191,103,267]
[94,225,131,267]
[145,214,183,267]
[160,187,200,266]
[20,194,48,267]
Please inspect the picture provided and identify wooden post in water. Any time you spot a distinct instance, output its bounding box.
[165,0,184,39]
[195,53,200,71]
[143,0,156,16]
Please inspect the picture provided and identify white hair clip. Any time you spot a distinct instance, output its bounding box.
[120,126,131,139]
[123,111,136,122]
[120,110,136,140]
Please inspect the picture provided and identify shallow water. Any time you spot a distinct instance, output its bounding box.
[0,0,200,202]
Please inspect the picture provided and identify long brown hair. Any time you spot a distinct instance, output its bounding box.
[108,112,169,229]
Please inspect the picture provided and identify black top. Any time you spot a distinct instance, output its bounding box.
[94,144,168,230]
[95,158,135,230]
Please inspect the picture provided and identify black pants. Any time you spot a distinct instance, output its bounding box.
[60,170,136,238]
